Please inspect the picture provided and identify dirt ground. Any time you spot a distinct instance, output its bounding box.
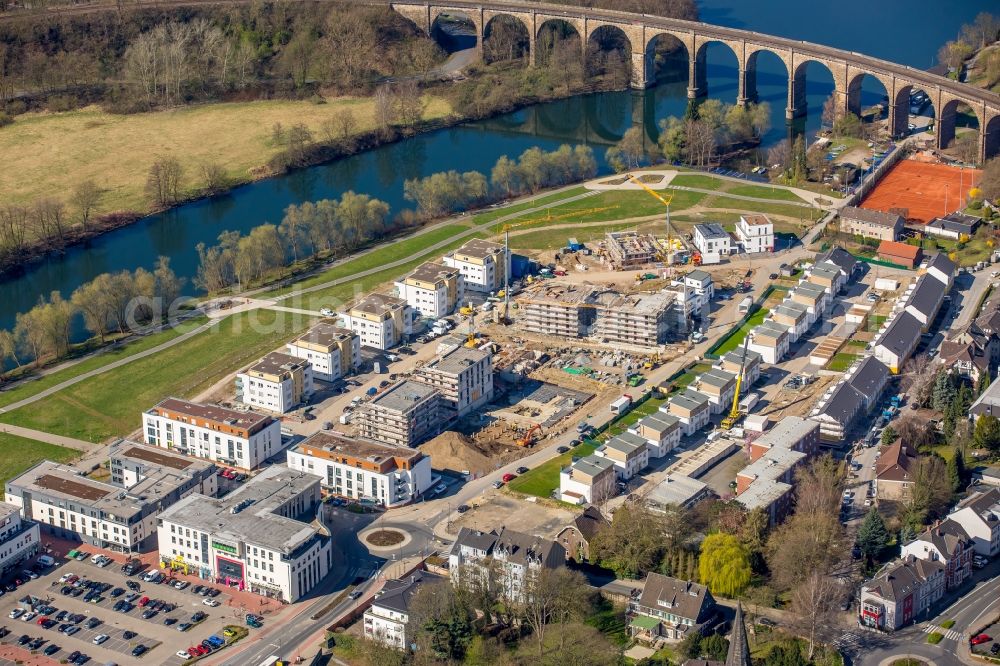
[419,430,528,476]
[447,492,577,539]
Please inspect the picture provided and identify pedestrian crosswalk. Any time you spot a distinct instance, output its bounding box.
[833,632,863,650]
[923,625,961,641]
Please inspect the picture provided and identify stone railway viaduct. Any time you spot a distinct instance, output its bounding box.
[384,0,1000,162]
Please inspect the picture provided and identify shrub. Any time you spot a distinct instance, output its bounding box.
[46,94,79,113]
[0,112,13,128]
[5,100,27,115]
[940,619,955,629]
[927,632,944,644]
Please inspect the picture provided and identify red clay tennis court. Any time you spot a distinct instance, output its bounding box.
[859,159,982,224]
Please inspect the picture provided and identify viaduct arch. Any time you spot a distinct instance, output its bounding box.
[389,0,1000,162]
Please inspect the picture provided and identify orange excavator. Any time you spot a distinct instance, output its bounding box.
[517,423,542,447]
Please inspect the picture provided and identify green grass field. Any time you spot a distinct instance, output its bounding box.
[670,174,724,190]
[471,187,589,226]
[510,222,652,251]
[828,352,861,372]
[0,316,207,410]
[701,195,817,219]
[712,308,769,356]
[667,362,714,393]
[0,432,80,485]
[0,310,311,442]
[726,183,805,202]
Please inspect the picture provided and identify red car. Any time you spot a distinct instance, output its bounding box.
[36,617,49,625]
[187,647,200,657]
[972,634,992,646]
[502,473,516,483]
[137,596,150,607]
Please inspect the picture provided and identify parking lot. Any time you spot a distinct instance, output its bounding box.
[0,554,251,665]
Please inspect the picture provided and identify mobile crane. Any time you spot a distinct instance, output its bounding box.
[720,334,751,430]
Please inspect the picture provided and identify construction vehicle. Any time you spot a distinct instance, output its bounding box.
[625,173,676,264]
[459,303,474,316]
[627,373,643,387]
[720,335,751,430]
[465,303,477,348]
[517,424,542,447]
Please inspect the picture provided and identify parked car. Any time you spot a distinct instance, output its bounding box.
[972,634,992,646]
[92,634,109,645]
[516,466,529,474]
[203,598,220,607]
[123,630,137,640]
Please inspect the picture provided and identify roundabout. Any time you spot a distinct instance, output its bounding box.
[359,526,412,551]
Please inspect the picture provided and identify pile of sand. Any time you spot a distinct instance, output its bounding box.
[419,431,524,476]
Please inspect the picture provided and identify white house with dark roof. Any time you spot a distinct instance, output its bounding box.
[747,320,790,364]
[923,252,957,289]
[559,455,616,505]
[873,312,922,373]
[769,301,811,342]
[449,527,565,602]
[717,348,762,386]
[364,571,442,649]
[628,573,716,642]
[788,283,828,324]
[900,519,975,590]
[664,390,711,436]
[815,247,861,281]
[925,211,980,241]
[903,275,946,332]
[630,412,682,457]
[693,223,732,262]
[809,357,889,442]
[692,368,737,415]
[947,488,1000,557]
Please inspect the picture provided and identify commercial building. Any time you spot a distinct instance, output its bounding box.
[630,412,682,458]
[394,262,464,319]
[692,369,736,415]
[747,320,790,364]
[236,352,313,414]
[285,323,360,383]
[736,214,774,253]
[947,489,1000,557]
[449,527,564,602]
[441,239,510,294]
[339,294,413,350]
[692,223,732,263]
[156,466,331,603]
[411,345,494,420]
[627,574,715,643]
[287,432,432,508]
[6,442,216,553]
[143,398,282,470]
[559,455,616,505]
[839,206,904,241]
[872,312,922,373]
[556,506,609,562]
[0,502,39,577]
[595,432,649,481]
[604,231,659,269]
[364,571,442,649]
[644,475,713,513]
[925,211,980,240]
[903,275,947,331]
[860,556,945,631]
[664,390,711,436]
[356,380,440,448]
[877,241,922,269]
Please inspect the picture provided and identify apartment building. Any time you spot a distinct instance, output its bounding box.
[839,206,903,241]
[809,356,889,442]
[947,489,1000,557]
[873,312,922,373]
[559,455,616,505]
[860,556,945,631]
[692,223,732,262]
[605,231,659,269]
[0,502,39,577]
[595,432,649,481]
[143,398,282,470]
[747,320,790,364]
[449,527,564,601]
[286,432,432,508]
[285,323,360,383]
[411,345,494,420]
[630,412,682,458]
[441,239,510,293]
[788,282,829,320]
[748,416,819,462]
[156,466,331,603]
[900,520,974,590]
[236,352,313,414]
[339,294,413,350]
[364,571,442,649]
[356,381,440,448]
[684,270,714,312]
[718,348,762,387]
[736,445,807,525]
[595,292,676,347]
[6,442,216,553]
[736,214,774,253]
[664,390,710,436]
[693,368,736,415]
[394,262,464,318]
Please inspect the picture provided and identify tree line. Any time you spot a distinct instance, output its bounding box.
[937,12,1000,76]
[0,257,182,373]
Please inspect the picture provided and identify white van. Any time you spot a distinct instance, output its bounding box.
[37,555,55,568]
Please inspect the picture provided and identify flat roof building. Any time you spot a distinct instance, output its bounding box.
[0,501,40,577]
[605,231,659,269]
[412,345,494,420]
[441,239,510,294]
[339,294,413,351]
[236,351,313,414]
[644,474,713,512]
[394,261,464,319]
[356,380,441,448]
[286,323,361,383]
[156,466,331,603]
[559,455,616,505]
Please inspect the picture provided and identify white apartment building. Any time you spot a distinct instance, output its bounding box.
[411,345,494,420]
[0,502,39,576]
[559,455,616,505]
[236,352,314,414]
[947,488,1000,557]
[449,527,565,602]
[156,466,331,603]
[747,320,791,364]
[684,270,714,313]
[630,412,682,458]
[143,398,282,470]
[356,380,441,448]
[736,214,774,253]
[285,323,361,383]
[6,442,216,553]
[286,432,433,508]
[394,262,464,319]
[441,239,510,293]
[364,572,442,649]
[664,390,711,436]
[692,223,732,263]
[339,294,413,350]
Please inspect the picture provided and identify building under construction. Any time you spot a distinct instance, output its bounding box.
[604,231,660,269]
[516,283,687,347]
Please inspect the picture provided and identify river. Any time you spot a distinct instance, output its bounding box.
[0,0,991,336]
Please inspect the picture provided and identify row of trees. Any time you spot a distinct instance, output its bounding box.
[0,258,182,372]
[0,181,101,266]
[655,100,772,169]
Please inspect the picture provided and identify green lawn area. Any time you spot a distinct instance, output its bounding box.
[508,396,668,499]
[510,222,647,252]
[470,187,588,225]
[666,362,713,393]
[828,352,861,372]
[0,316,207,410]
[0,432,80,485]
[726,183,805,202]
[0,309,311,442]
[845,339,868,349]
[670,174,725,190]
[711,308,769,356]
[263,224,471,298]
[586,600,629,647]
[701,195,819,220]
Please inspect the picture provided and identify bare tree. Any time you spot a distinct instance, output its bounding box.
[31,198,68,249]
[146,157,183,207]
[200,162,228,195]
[71,180,101,228]
[522,568,591,655]
[790,571,840,660]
